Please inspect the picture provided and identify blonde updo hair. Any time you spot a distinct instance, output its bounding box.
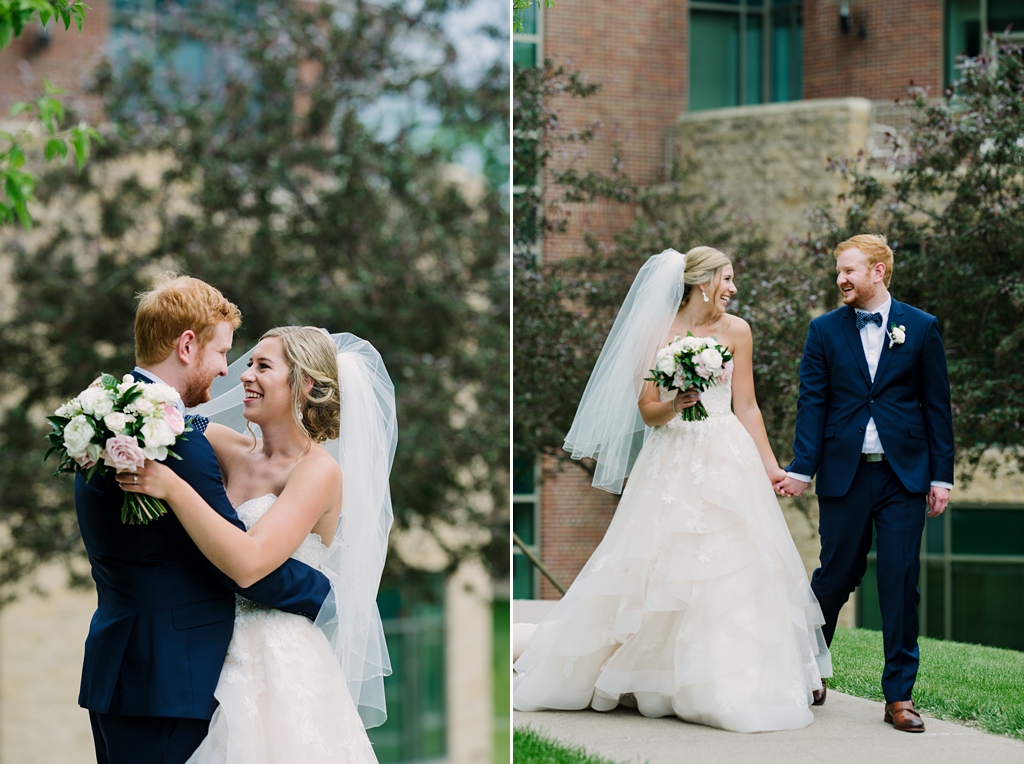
[261,326,341,443]
[680,245,732,304]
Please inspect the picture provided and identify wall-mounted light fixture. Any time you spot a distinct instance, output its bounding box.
[840,1,851,34]
[30,19,51,55]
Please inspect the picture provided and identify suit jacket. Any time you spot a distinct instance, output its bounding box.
[76,371,331,720]
[788,299,954,497]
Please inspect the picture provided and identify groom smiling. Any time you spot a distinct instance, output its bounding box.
[775,234,954,733]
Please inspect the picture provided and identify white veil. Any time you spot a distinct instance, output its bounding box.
[192,331,396,730]
[563,249,687,494]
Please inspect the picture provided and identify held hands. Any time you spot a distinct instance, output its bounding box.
[773,474,809,498]
[116,460,178,500]
[672,387,700,413]
[927,486,950,518]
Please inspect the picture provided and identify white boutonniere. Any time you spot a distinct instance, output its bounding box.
[888,323,906,349]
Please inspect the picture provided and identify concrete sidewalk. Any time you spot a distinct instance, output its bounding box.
[512,600,1024,764]
[514,693,1024,764]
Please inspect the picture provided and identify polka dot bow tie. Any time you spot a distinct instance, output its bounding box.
[855,311,883,330]
[189,415,210,434]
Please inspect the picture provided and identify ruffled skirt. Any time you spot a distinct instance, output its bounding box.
[187,602,377,763]
[512,414,831,732]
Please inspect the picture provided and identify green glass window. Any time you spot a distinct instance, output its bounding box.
[513,3,542,70]
[512,455,540,599]
[858,505,1024,651]
[946,0,1024,87]
[689,1,802,112]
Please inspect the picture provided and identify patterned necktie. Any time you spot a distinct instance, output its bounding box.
[189,415,210,434]
[856,311,883,330]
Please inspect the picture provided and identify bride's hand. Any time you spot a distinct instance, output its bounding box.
[767,466,789,486]
[673,387,700,411]
[116,460,180,500]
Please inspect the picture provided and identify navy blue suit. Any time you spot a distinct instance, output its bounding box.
[76,371,331,764]
[789,299,954,703]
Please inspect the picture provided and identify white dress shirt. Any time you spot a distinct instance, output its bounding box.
[787,295,951,490]
[134,366,187,415]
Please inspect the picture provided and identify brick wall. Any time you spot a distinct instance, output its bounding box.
[0,0,110,117]
[803,0,944,103]
[541,0,688,264]
[538,455,619,599]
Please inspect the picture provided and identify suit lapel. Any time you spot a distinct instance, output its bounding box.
[841,306,872,386]
[871,298,903,390]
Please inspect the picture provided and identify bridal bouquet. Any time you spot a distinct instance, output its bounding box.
[46,374,191,524]
[645,333,734,421]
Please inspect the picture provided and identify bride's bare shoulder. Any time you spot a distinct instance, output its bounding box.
[719,313,752,344]
[204,423,254,456]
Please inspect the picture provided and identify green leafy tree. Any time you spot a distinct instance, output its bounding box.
[802,44,1024,482]
[0,0,509,603]
[512,0,552,33]
[0,0,101,228]
[513,62,832,478]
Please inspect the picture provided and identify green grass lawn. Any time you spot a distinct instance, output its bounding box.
[513,727,618,764]
[829,628,1024,740]
[513,628,1024,762]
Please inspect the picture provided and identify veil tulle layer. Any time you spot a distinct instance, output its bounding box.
[193,332,396,730]
[563,249,687,493]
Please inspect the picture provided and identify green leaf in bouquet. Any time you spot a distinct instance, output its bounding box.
[166,448,183,461]
[46,415,70,429]
[101,373,118,388]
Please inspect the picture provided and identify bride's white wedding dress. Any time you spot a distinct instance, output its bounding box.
[188,494,377,764]
[513,380,832,732]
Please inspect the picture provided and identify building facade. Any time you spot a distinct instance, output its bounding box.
[514,0,1024,652]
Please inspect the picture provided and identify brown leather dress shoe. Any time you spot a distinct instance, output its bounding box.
[884,700,925,732]
[812,679,826,706]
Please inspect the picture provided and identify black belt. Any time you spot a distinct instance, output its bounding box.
[861,453,887,463]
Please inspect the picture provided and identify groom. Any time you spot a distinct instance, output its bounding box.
[76,273,330,764]
[775,235,954,733]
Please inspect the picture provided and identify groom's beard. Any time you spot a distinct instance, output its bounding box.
[180,352,214,409]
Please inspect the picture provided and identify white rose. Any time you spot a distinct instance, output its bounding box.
[78,387,114,418]
[104,412,130,434]
[141,420,176,448]
[132,396,157,416]
[699,348,724,372]
[656,348,676,375]
[143,445,168,461]
[86,443,103,464]
[892,326,906,344]
[63,415,96,457]
[681,336,703,352]
[144,383,180,406]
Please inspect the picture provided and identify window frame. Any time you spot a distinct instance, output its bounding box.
[512,456,542,599]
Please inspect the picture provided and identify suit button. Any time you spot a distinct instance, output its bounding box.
[858,428,864,433]
[869,398,874,403]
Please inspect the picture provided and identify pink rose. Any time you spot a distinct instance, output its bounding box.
[163,404,185,436]
[103,435,147,472]
[692,357,711,380]
[719,360,734,386]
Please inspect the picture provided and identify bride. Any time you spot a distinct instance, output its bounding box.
[119,326,395,762]
[513,247,831,732]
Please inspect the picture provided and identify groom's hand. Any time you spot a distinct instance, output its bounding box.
[774,475,809,498]
[927,486,950,517]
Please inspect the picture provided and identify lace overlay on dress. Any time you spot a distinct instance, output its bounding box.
[513,378,832,733]
[187,494,377,764]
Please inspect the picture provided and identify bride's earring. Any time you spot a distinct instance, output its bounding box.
[701,288,709,303]
[296,405,304,422]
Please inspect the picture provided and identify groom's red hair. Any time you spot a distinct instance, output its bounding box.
[134,272,242,365]
[834,234,894,288]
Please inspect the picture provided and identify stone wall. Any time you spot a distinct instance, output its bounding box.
[670,97,874,254]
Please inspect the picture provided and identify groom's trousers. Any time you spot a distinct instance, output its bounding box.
[89,711,211,764]
[811,459,927,704]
